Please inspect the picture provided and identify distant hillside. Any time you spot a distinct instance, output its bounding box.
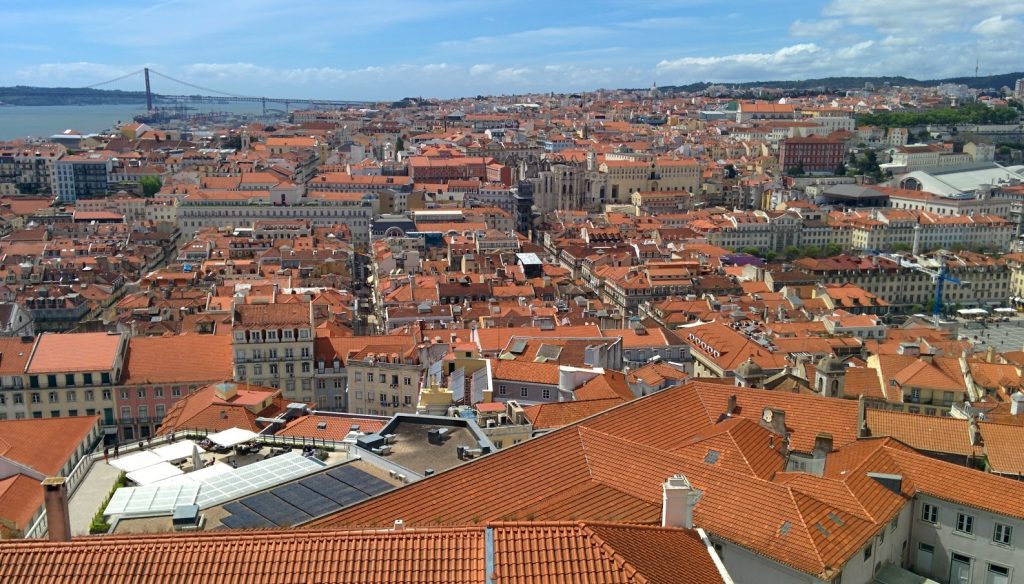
[654,72,1024,94]
[0,86,148,106]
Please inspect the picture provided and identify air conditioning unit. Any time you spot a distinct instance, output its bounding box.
[383,434,397,444]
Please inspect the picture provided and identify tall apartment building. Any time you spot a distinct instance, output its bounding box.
[231,302,316,404]
[0,143,65,195]
[779,136,845,174]
[53,152,113,203]
[345,348,423,417]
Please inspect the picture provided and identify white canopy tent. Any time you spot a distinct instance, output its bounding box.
[152,440,204,463]
[126,462,184,486]
[109,451,164,473]
[957,308,989,317]
[993,307,1016,314]
[207,428,258,448]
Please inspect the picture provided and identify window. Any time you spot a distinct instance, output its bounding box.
[863,545,872,561]
[85,373,94,385]
[269,364,278,375]
[48,391,58,403]
[253,364,263,376]
[137,389,146,399]
[101,373,110,385]
[14,394,23,404]
[155,404,165,420]
[85,390,94,402]
[102,390,112,400]
[542,389,551,399]
[955,512,974,535]
[994,523,1012,546]
[171,387,181,397]
[889,515,898,532]
[285,363,294,374]
[520,387,528,397]
[988,564,1010,584]
[154,388,164,398]
[301,362,310,373]
[47,375,57,387]
[354,372,362,382]
[120,406,131,421]
[921,503,938,524]
[404,377,411,386]
[50,410,60,418]
[285,348,294,358]
[65,374,75,386]
[66,391,76,402]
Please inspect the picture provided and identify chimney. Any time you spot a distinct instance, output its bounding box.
[987,346,995,364]
[857,395,870,438]
[726,394,737,416]
[968,418,982,446]
[1011,392,1024,416]
[42,477,71,541]
[393,519,405,531]
[662,475,699,529]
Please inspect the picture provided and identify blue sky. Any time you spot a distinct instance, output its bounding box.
[2,0,1023,100]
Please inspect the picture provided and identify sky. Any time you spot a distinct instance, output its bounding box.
[2,0,1023,100]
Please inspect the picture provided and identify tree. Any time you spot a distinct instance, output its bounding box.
[784,246,802,260]
[834,162,847,176]
[139,176,162,197]
[824,243,843,257]
[396,136,405,152]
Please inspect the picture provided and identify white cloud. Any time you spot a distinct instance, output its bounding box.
[835,40,875,60]
[971,15,1022,35]
[656,43,823,80]
[469,64,494,76]
[788,19,842,38]
[14,62,146,84]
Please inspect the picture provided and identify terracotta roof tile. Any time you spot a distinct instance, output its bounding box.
[0,416,98,475]
[26,332,123,374]
[865,409,976,456]
[0,522,723,584]
[524,398,626,429]
[122,335,232,385]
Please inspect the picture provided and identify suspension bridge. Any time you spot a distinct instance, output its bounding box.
[80,67,375,114]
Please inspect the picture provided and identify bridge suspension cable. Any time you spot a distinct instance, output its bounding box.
[147,69,257,99]
[80,69,146,89]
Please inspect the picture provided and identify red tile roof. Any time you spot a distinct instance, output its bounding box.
[26,332,123,374]
[121,335,233,385]
[307,381,1024,579]
[0,416,98,476]
[0,522,724,584]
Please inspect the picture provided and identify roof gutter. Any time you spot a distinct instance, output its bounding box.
[484,525,495,584]
[697,527,736,584]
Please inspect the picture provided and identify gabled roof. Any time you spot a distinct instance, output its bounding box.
[309,382,963,579]
[0,416,98,476]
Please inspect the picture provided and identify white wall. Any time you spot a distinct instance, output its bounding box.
[909,495,1022,584]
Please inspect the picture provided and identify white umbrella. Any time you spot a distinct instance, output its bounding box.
[192,444,204,470]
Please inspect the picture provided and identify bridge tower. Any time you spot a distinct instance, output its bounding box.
[144,67,153,112]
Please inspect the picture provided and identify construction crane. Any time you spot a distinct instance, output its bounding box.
[913,257,966,320]
[869,250,970,322]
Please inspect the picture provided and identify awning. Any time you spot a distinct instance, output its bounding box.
[126,462,184,486]
[109,451,164,473]
[152,462,234,487]
[152,440,204,463]
[207,427,258,448]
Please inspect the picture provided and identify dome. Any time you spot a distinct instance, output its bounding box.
[817,353,845,374]
[736,356,764,379]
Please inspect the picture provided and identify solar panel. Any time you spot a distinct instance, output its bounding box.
[221,503,274,529]
[327,465,393,496]
[301,474,353,504]
[509,339,527,354]
[104,484,200,517]
[272,483,340,517]
[240,492,311,527]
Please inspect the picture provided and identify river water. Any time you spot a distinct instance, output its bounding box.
[0,102,268,140]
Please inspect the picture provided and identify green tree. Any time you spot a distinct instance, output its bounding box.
[834,162,847,176]
[823,243,843,257]
[784,246,802,260]
[396,136,405,152]
[140,176,162,197]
